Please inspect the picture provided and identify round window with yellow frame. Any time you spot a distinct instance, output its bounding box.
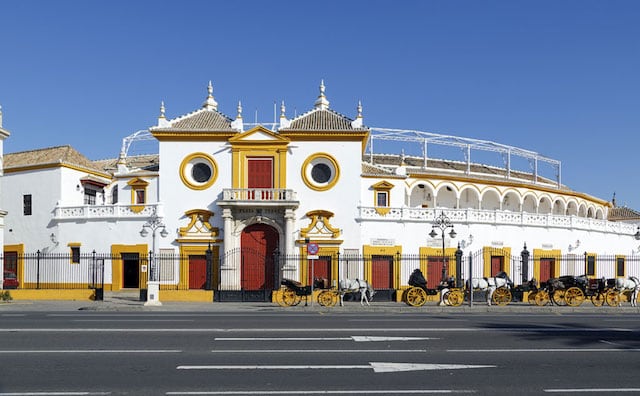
[301,153,340,191]
[179,152,217,190]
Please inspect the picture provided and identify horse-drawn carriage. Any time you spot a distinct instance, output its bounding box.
[530,275,619,307]
[276,278,375,307]
[404,269,464,307]
[404,269,515,307]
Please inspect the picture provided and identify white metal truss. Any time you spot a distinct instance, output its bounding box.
[119,125,562,187]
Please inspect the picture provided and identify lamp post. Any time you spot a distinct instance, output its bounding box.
[429,211,457,281]
[634,226,640,241]
[140,209,168,306]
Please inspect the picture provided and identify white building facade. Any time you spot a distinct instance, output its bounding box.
[2,82,639,301]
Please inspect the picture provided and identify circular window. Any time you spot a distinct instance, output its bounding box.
[192,163,212,183]
[302,153,340,191]
[179,152,217,190]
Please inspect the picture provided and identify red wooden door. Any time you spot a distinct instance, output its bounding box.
[371,255,393,289]
[539,258,555,283]
[248,158,273,199]
[241,224,278,290]
[307,256,331,285]
[491,256,504,276]
[427,258,444,289]
[189,255,207,289]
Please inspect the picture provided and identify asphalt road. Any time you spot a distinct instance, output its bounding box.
[0,309,639,395]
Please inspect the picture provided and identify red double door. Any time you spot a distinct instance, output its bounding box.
[241,224,279,290]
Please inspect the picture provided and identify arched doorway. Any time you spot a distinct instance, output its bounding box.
[240,223,279,300]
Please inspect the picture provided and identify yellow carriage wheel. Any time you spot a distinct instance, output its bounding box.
[317,291,338,307]
[527,290,538,305]
[590,292,605,307]
[551,289,567,306]
[605,290,620,307]
[281,288,301,306]
[492,287,512,306]
[534,290,550,306]
[564,287,585,307]
[447,289,464,306]
[405,287,428,307]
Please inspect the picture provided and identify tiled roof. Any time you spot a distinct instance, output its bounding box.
[361,162,398,177]
[4,145,108,176]
[281,108,366,131]
[608,206,640,221]
[151,109,235,132]
[93,154,159,174]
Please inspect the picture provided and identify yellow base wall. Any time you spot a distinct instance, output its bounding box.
[6,289,95,300]
[160,290,214,302]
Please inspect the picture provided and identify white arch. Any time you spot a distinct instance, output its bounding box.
[480,188,501,210]
[501,189,522,212]
[434,183,458,208]
[459,185,481,209]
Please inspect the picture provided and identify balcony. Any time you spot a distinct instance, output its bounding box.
[53,203,162,220]
[218,188,299,209]
[357,206,636,235]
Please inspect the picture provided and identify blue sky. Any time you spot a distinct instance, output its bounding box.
[1,1,639,209]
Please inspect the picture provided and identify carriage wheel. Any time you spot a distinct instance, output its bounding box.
[564,287,585,307]
[275,288,296,307]
[534,290,550,306]
[527,290,538,305]
[317,291,338,307]
[280,288,301,306]
[447,289,464,307]
[405,287,428,307]
[605,290,621,307]
[492,287,512,306]
[551,289,567,306]
[590,292,605,307]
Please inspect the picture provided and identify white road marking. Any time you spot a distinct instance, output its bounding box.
[544,389,640,393]
[213,336,437,341]
[0,393,111,395]
[448,348,640,352]
[177,362,495,373]
[166,390,476,394]
[211,349,427,353]
[0,349,181,353]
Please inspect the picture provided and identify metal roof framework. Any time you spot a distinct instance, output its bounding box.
[119,126,562,187]
[367,128,562,188]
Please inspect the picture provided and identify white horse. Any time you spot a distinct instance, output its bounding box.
[465,272,513,306]
[338,279,375,306]
[614,276,640,306]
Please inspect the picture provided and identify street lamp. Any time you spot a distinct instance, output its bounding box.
[140,209,168,306]
[429,211,457,281]
[634,226,640,241]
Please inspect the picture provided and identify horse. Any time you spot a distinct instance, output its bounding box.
[614,276,640,306]
[465,271,514,306]
[338,278,375,306]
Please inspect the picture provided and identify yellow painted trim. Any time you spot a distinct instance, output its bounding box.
[111,244,148,291]
[4,163,112,180]
[299,246,339,286]
[8,289,95,301]
[67,242,81,247]
[127,178,148,213]
[301,153,340,191]
[179,152,218,190]
[300,210,341,238]
[362,245,402,288]
[532,248,562,281]
[178,244,220,290]
[278,130,370,153]
[151,132,237,141]
[158,289,214,302]
[482,247,512,277]
[178,209,218,238]
[3,244,24,288]
[230,126,289,189]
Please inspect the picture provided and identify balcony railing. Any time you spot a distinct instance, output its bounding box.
[53,203,162,220]
[357,206,637,235]
[220,188,298,202]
